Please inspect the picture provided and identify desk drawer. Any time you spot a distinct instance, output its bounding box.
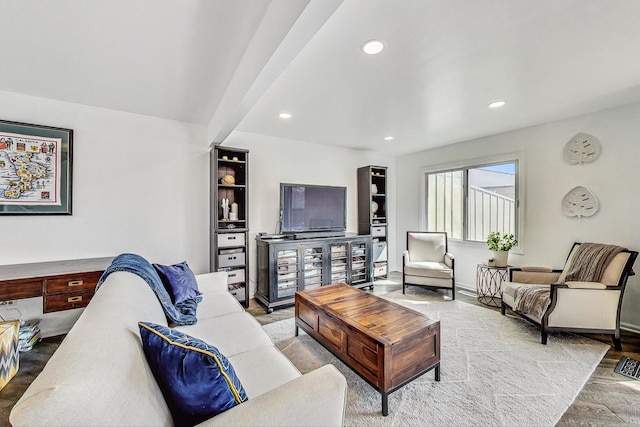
[44,291,94,313]
[46,272,101,294]
[0,280,42,300]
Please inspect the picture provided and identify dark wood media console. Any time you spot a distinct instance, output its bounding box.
[255,234,372,312]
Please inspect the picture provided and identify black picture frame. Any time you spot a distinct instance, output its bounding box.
[0,119,73,215]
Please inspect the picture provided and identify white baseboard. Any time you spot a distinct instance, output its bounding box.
[621,322,640,334]
[456,282,475,292]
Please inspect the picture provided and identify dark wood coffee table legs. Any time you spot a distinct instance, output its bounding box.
[380,363,440,416]
[382,392,389,416]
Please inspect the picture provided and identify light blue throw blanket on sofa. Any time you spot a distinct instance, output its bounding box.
[97,253,201,326]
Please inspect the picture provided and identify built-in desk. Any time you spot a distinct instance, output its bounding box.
[0,257,113,313]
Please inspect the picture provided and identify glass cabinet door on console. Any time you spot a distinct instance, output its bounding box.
[302,244,323,290]
[330,243,348,283]
[276,248,298,299]
[350,240,369,286]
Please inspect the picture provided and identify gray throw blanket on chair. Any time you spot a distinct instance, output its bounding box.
[513,285,551,322]
[563,243,625,283]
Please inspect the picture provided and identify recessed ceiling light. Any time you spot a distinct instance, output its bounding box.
[278,112,292,119]
[488,100,506,109]
[384,136,394,141]
[362,40,384,55]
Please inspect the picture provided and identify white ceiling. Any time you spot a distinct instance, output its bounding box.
[3,0,640,156]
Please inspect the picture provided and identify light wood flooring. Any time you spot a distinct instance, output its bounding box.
[1,275,639,426]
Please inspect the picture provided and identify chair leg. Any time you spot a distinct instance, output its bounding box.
[501,302,506,316]
[541,329,548,345]
[402,283,406,294]
[612,332,622,351]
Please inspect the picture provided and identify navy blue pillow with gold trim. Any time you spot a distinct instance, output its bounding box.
[138,322,248,427]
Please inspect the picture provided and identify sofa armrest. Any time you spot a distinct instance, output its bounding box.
[565,281,607,289]
[198,365,347,427]
[195,272,229,293]
[444,252,454,269]
[508,267,562,284]
[547,282,622,329]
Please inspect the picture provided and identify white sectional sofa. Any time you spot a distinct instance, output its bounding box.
[10,270,347,426]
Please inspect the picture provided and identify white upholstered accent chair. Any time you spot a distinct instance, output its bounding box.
[502,242,638,350]
[403,232,455,299]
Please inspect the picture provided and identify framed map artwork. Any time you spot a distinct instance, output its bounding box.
[0,119,73,215]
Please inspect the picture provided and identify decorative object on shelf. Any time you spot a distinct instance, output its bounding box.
[371,183,378,195]
[221,198,230,220]
[563,132,601,165]
[562,186,599,217]
[0,119,73,215]
[229,202,238,220]
[371,201,379,214]
[221,174,235,185]
[486,231,517,267]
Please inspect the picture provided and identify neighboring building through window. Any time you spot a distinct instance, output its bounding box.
[426,161,518,243]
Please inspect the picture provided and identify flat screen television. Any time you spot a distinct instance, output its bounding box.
[280,183,347,235]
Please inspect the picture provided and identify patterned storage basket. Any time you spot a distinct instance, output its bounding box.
[0,320,20,390]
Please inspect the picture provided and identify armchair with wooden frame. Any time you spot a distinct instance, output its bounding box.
[402,231,455,299]
[501,242,638,350]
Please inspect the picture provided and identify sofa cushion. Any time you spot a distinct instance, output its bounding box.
[175,312,272,357]
[153,261,201,305]
[139,322,248,427]
[227,346,301,398]
[404,261,453,279]
[196,290,245,320]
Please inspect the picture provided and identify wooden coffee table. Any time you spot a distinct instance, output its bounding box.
[295,283,440,416]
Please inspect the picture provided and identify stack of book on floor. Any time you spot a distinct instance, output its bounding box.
[18,319,41,352]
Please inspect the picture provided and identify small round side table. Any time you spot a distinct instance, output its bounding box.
[476,264,510,307]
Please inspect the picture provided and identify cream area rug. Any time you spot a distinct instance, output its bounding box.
[262,290,609,427]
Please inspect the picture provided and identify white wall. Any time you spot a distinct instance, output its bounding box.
[0,91,210,336]
[222,131,395,296]
[396,102,640,331]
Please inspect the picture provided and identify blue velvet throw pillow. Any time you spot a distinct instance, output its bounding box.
[153,261,200,306]
[139,322,248,427]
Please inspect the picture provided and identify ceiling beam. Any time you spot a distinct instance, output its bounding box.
[207,0,343,146]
